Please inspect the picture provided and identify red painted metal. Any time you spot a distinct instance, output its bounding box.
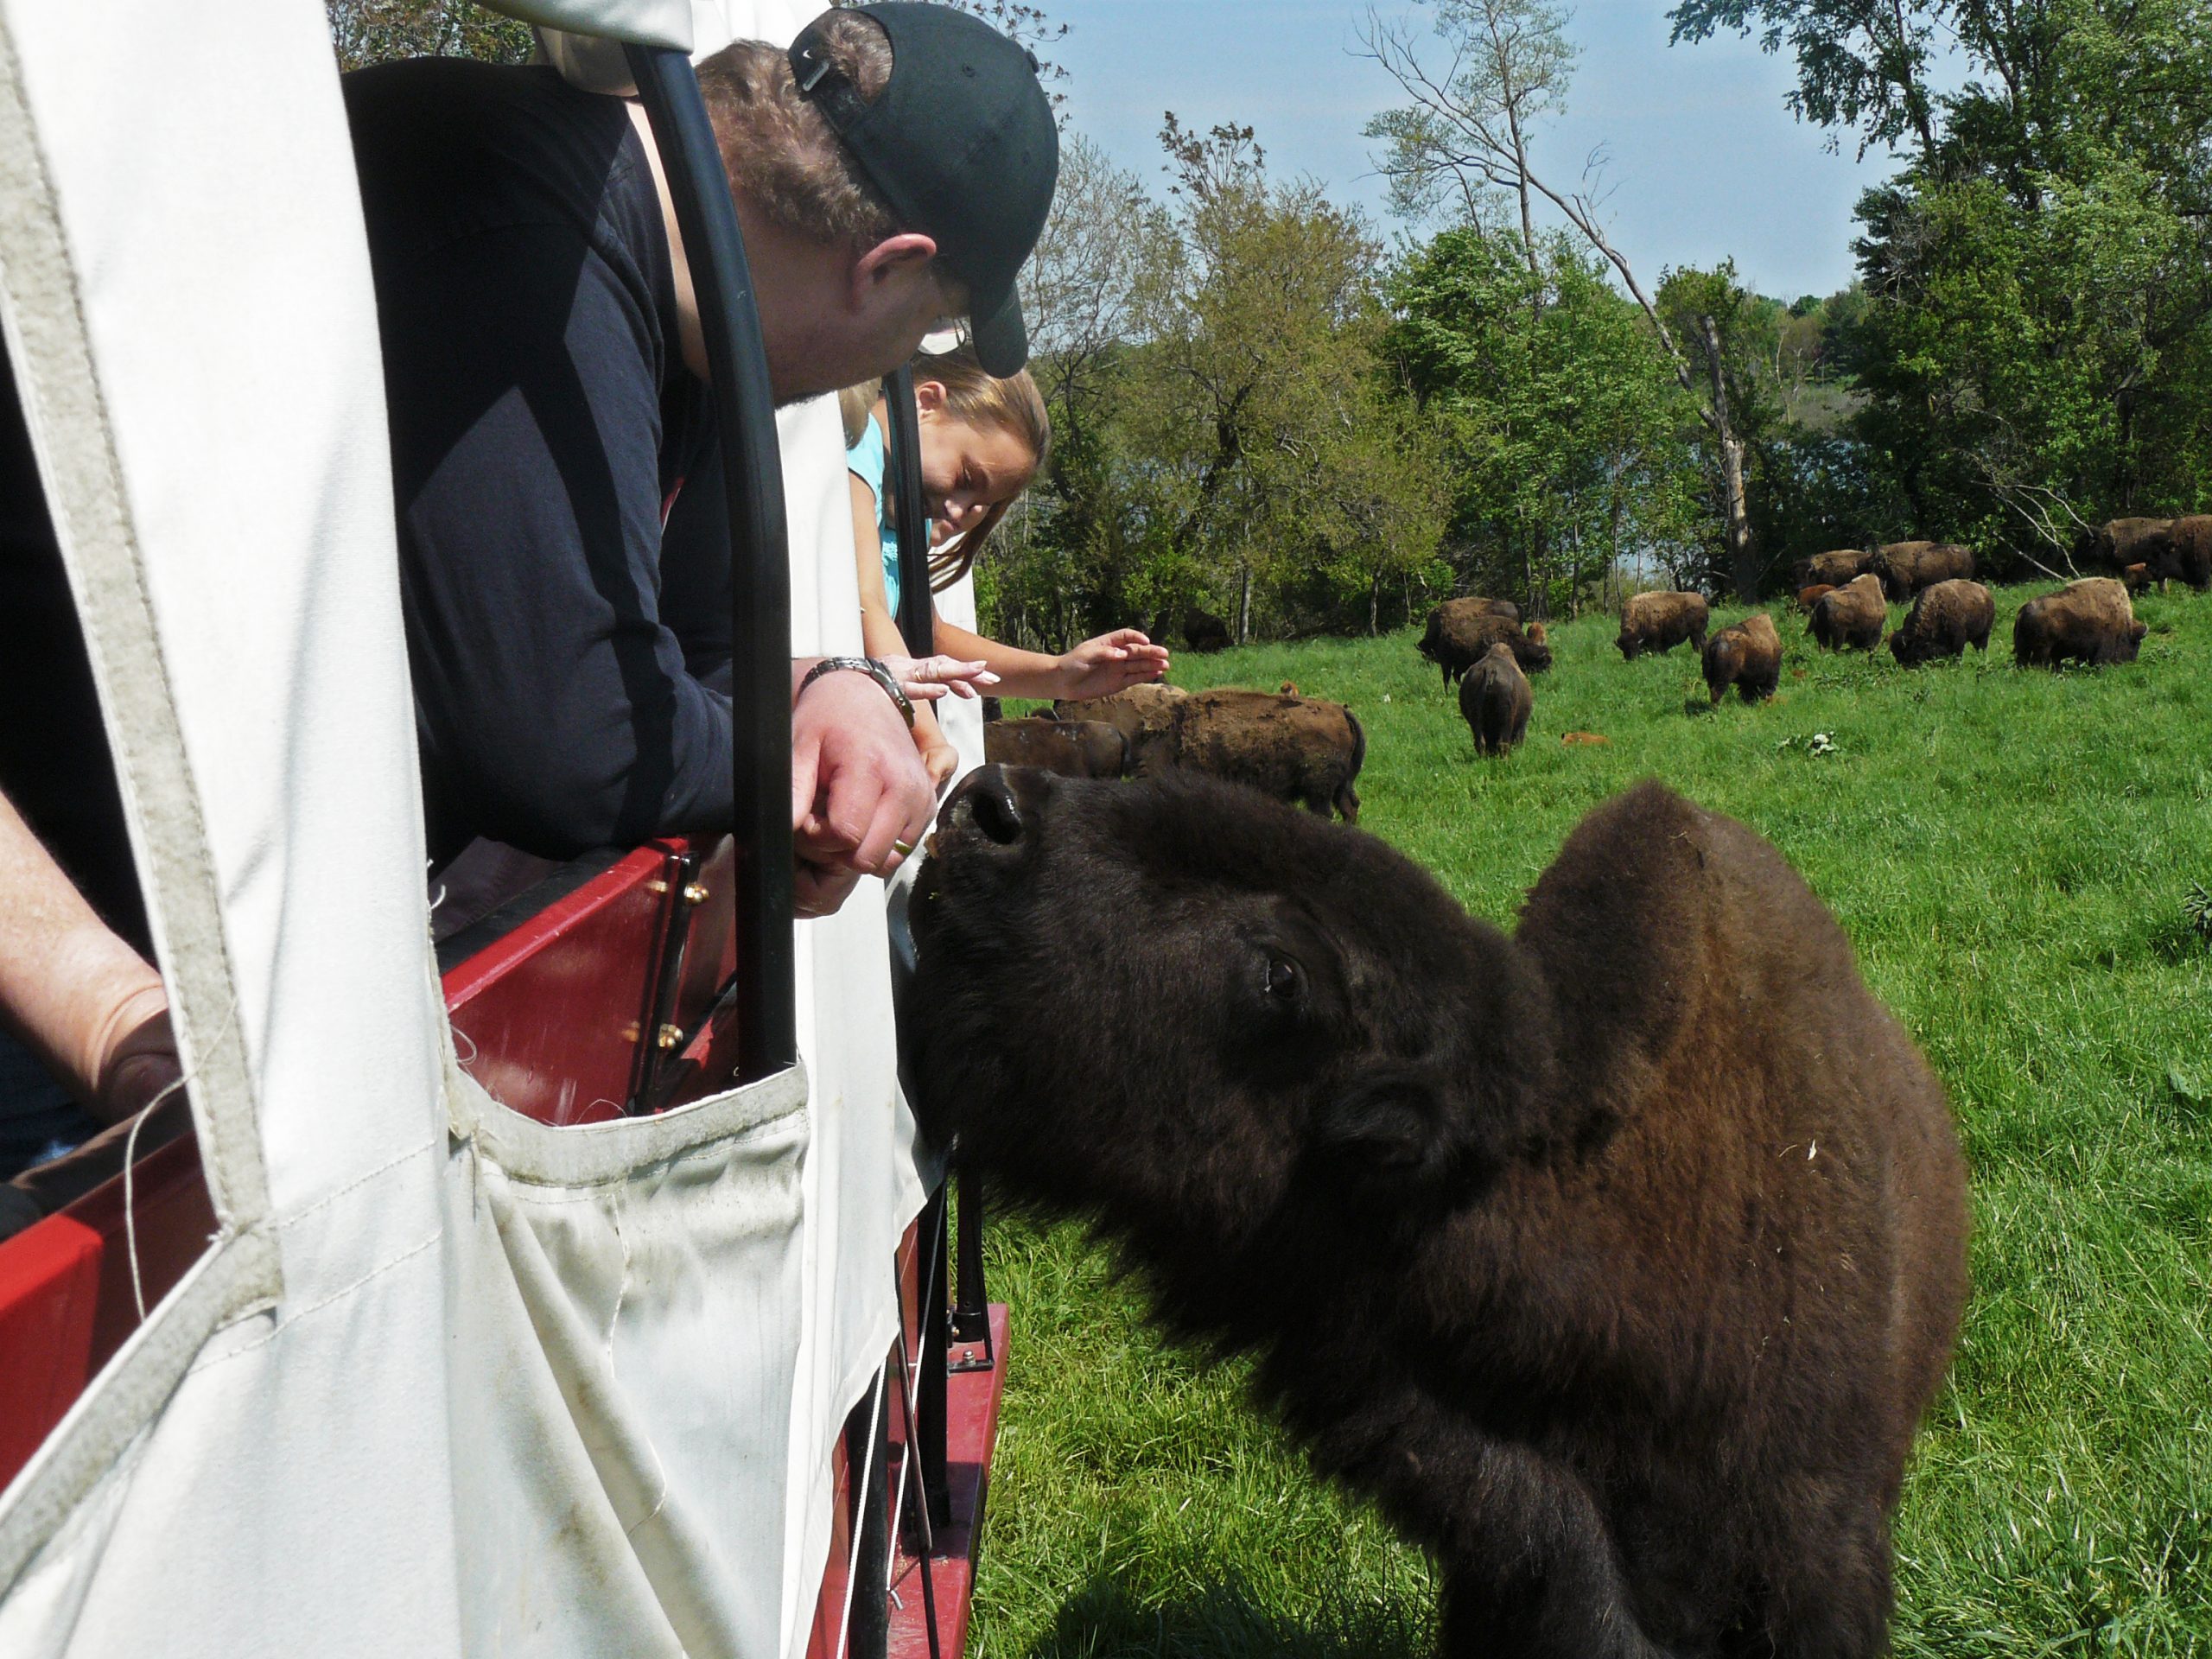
[887,1304,1009,1659]
[442,844,681,1126]
[0,1134,216,1491]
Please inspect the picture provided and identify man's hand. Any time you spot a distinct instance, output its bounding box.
[790,660,938,918]
[1053,629,1172,700]
[88,989,182,1126]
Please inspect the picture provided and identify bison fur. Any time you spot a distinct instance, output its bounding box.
[910,768,1969,1659]
[1888,580,1994,666]
[983,716,1128,779]
[1870,540,1974,600]
[1614,591,1710,660]
[1809,573,1887,652]
[2013,577,2146,668]
[1459,641,1533,755]
[1701,612,1782,703]
[1129,688,1365,822]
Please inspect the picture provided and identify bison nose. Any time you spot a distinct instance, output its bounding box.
[941,764,1033,849]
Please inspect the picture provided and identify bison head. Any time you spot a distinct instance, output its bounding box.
[905,768,1560,1255]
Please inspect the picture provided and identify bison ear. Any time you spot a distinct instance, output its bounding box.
[1313,1070,1488,1195]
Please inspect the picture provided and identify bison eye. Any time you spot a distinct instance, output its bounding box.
[1264,956,1303,1001]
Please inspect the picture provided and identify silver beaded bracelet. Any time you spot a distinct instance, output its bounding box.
[797,655,916,728]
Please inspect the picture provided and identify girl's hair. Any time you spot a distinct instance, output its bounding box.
[912,344,1051,590]
[833,345,1052,590]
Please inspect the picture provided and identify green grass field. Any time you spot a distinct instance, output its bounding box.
[969,585,2212,1658]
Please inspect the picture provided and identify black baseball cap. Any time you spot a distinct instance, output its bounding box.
[789,3,1057,376]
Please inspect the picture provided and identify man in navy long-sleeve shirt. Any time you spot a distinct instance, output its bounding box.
[345,4,1056,913]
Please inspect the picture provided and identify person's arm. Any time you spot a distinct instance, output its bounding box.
[789,659,939,917]
[0,792,178,1128]
[384,224,745,856]
[932,617,1173,702]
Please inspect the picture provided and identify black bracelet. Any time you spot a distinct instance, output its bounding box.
[798,656,915,728]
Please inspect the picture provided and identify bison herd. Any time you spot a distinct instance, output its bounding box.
[921,514,2193,1659]
[1426,521,2186,754]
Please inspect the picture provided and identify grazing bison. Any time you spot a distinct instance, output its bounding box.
[1130,688,1365,821]
[1802,547,1873,588]
[911,768,1968,1659]
[2120,563,2152,594]
[2074,516,2174,578]
[1459,641,1532,755]
[1420,602,1548,686]
[1889,579,1995,666]
[983,716,1127,779]
[1184,607,1233,652]
[1810,573,1887,652]
[1796,582,1836,614]
[1056,683,1188,753]
[2014,577,2146,668]
[1701,612,1782,704]
[2158,516,2212,590]
[1614,591,1710,660]
[1871,540,1974,600]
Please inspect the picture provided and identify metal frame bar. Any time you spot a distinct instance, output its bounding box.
[884,366,936,656]
[624,44,797,1083]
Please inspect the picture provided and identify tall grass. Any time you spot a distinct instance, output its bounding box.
[973,587,2212,1658]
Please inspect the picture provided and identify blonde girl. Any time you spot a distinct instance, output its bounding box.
[845,344,1168,783]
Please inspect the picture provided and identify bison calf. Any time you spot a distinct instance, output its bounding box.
[912,769,1967,1659]
[1701,612,1782,703]
[2014,576,2146,668]
[1889,579,1994,666]
[1810,572,1887,652]
[1615,590,1709,660]
[983,715,1127,779]
[1459,641,1532,754]
[1796,582,1836,614]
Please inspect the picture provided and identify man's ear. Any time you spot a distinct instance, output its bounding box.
[849,232,938,308]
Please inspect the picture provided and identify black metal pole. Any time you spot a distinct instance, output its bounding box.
[916,1186,953,1528]
[845,1385,892,1659]
[626,45,797,1083]
[884,366,936,656]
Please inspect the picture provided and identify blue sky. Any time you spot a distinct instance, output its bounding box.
[1047,0,1905,299]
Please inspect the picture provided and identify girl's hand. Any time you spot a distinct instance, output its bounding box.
[1053,630,1172,700]
[919,735,961,787]
[879,654,999,702]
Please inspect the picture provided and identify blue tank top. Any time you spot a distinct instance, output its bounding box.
[847,416,930,615]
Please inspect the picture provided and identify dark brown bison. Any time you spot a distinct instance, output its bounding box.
[1796,582,1836,614]
[1458,641,1532,755]
[2014,577,2146,668]
[983,715,1127,779]
[1809,573,1887,652]
[2120,563,2152,594]
[2074,516,2174,577]
[1129,689,1365,821]
[1870,540,1974,600]
[1889,579,1994,666]
[911,769,1968,1659]
[1056,683,1188,753]
[1701,612,1782,704]
[1614,591,1710,660]
[1420,602,1548,685]
[1802,547,1872,588]
[1184,607,1233,652]
[2158,516,2212,590]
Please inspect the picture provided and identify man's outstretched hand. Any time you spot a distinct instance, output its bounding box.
[789,659,938,918]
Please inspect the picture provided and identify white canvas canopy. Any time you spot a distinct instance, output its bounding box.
[0,1,927,1652]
